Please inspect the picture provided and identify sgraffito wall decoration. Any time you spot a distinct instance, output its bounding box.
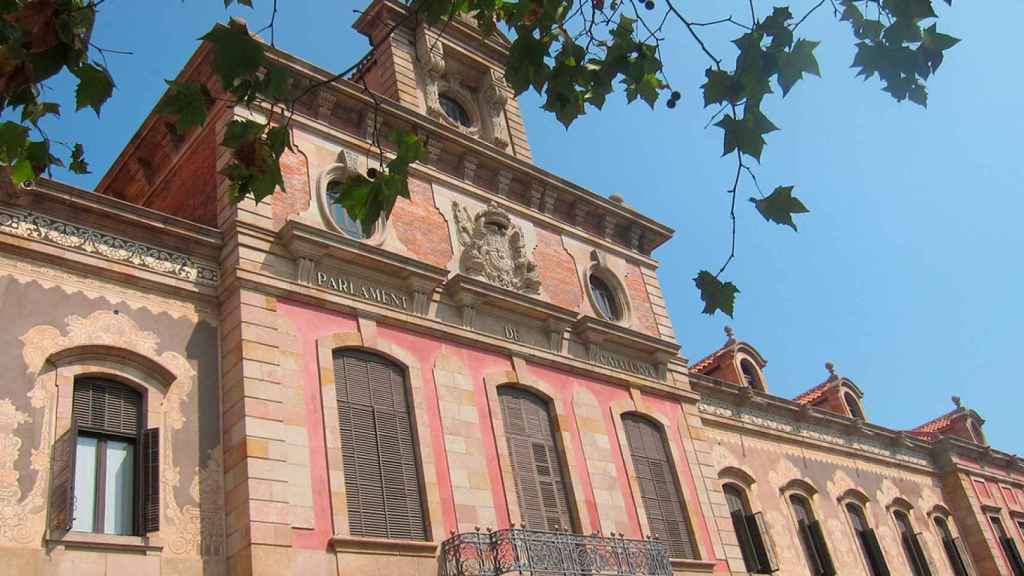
[0,267,222,570]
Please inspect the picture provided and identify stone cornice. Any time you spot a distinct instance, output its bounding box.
[257,48,674,257]
[279,219,449,287]
[444,272,578,324]
[691,373,936,470]
[226,266,699,402]
[0,196,220,290]
[574,315,680,359]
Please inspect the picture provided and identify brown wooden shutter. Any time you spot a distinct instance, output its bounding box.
[48,419,77,533]
[807,519,836,576]
[142,428,160,533]
[498,387,574,532]
[952,537,976,576]
[746,512,779,573]
[73,378,141,436]
[622,414,696,559]
[908,531,933,576]
[334,350,426,540]
[862,528,892,576]
[1001,536,1024,576]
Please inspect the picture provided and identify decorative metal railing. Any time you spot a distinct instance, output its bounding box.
[439,527,673,576]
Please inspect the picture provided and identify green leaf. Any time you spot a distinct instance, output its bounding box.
[10,158,33,185]
[750,185,809,230]
[20,101,60,125]
[777,39,820,96]
[694,271,739,317]
[73,62,115,116]
[701,69,740,107]
[506,33,549,95]
[156,80,213,133]
[265,125,291,157]
[201,23,265,87]
[0,121,29,163]
[224,0,253,6]
[922,23,960,51]
[222,119,264,149]
[715,108,777,161]
[69,142,89,174]
[259,63,289,101]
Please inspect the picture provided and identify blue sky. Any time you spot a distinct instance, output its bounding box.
[47,1,1022,454]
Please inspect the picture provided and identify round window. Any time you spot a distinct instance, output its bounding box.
[325,179,373,240]
[589,273,622,321]
[439,94,472,128]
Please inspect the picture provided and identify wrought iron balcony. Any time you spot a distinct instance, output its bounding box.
[440,526,673,576]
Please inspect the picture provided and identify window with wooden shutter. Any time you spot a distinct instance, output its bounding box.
[60,378,153,536]
[48,419,77,533]
[846,502,890,576]
[791,494,835,576]
[991,515,1024,576]
[724,483,777,573]
[893,509,932,576]
[622,414,696,559]
[498,387,575,533]
[334,350,426,541]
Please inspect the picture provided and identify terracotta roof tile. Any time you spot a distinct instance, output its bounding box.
[907,409,961,440]
[793,379,832,405]
[691,346,730,374]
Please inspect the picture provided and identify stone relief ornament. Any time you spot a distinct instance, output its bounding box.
[0,206,218,286]
[453,201,541,294]
[0,399,43,543]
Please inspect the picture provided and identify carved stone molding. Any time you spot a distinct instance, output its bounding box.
[453,201,540,294]
[0,206,219,286]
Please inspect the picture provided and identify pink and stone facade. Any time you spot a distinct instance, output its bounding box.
[0,2,1021,576]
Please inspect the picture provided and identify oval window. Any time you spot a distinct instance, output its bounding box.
[325,179,371,240]
[589,273,622,321]
[439,94,472,128]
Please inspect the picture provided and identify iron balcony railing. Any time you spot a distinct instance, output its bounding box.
[440,526,673,576]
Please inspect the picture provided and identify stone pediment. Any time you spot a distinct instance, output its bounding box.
[279,219,448,288]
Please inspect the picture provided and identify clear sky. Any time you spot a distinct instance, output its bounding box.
[46,1,1022,454]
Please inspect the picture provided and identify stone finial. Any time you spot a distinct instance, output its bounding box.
[609,193,625,204]
[952,395,962,409]
[724,325,735,343]
[825,361,835,376]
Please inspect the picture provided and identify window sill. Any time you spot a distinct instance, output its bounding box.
[47,531,163,555]
[330,535,438,557]
[669,558,718,573]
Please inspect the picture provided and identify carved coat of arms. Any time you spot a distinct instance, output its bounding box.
[453,202,541,294]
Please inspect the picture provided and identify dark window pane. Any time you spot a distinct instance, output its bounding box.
[589,274,621,321]
[439,94,472,127]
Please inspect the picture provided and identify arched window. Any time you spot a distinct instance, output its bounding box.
[724,483,777,573]
[990,515,1024,576]
[933,516,972,576]
[49,378,159,535]
[622,414,696,559]
[845,502,890,576]
[439,94,472,128]
[499,387,575,532]
[790,494,836,576]
[334,350,426,540]
[325,179,372,240]
[739,359,764,391]
[843,391,864,420]
[933,515,972,576]
[893,509,932,576]
[588,273,622,321]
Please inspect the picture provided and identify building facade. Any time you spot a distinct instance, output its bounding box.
[0,2,1020,575]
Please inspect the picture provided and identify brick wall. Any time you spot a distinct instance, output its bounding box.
[389,177,453,267]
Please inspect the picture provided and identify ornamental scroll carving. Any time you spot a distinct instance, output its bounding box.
[453,201,540,294]
[0,206,219,286]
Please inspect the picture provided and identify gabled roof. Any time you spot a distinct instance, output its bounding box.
[907,397,984,441]
[690,326,766,375]
[793,380,833,405]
